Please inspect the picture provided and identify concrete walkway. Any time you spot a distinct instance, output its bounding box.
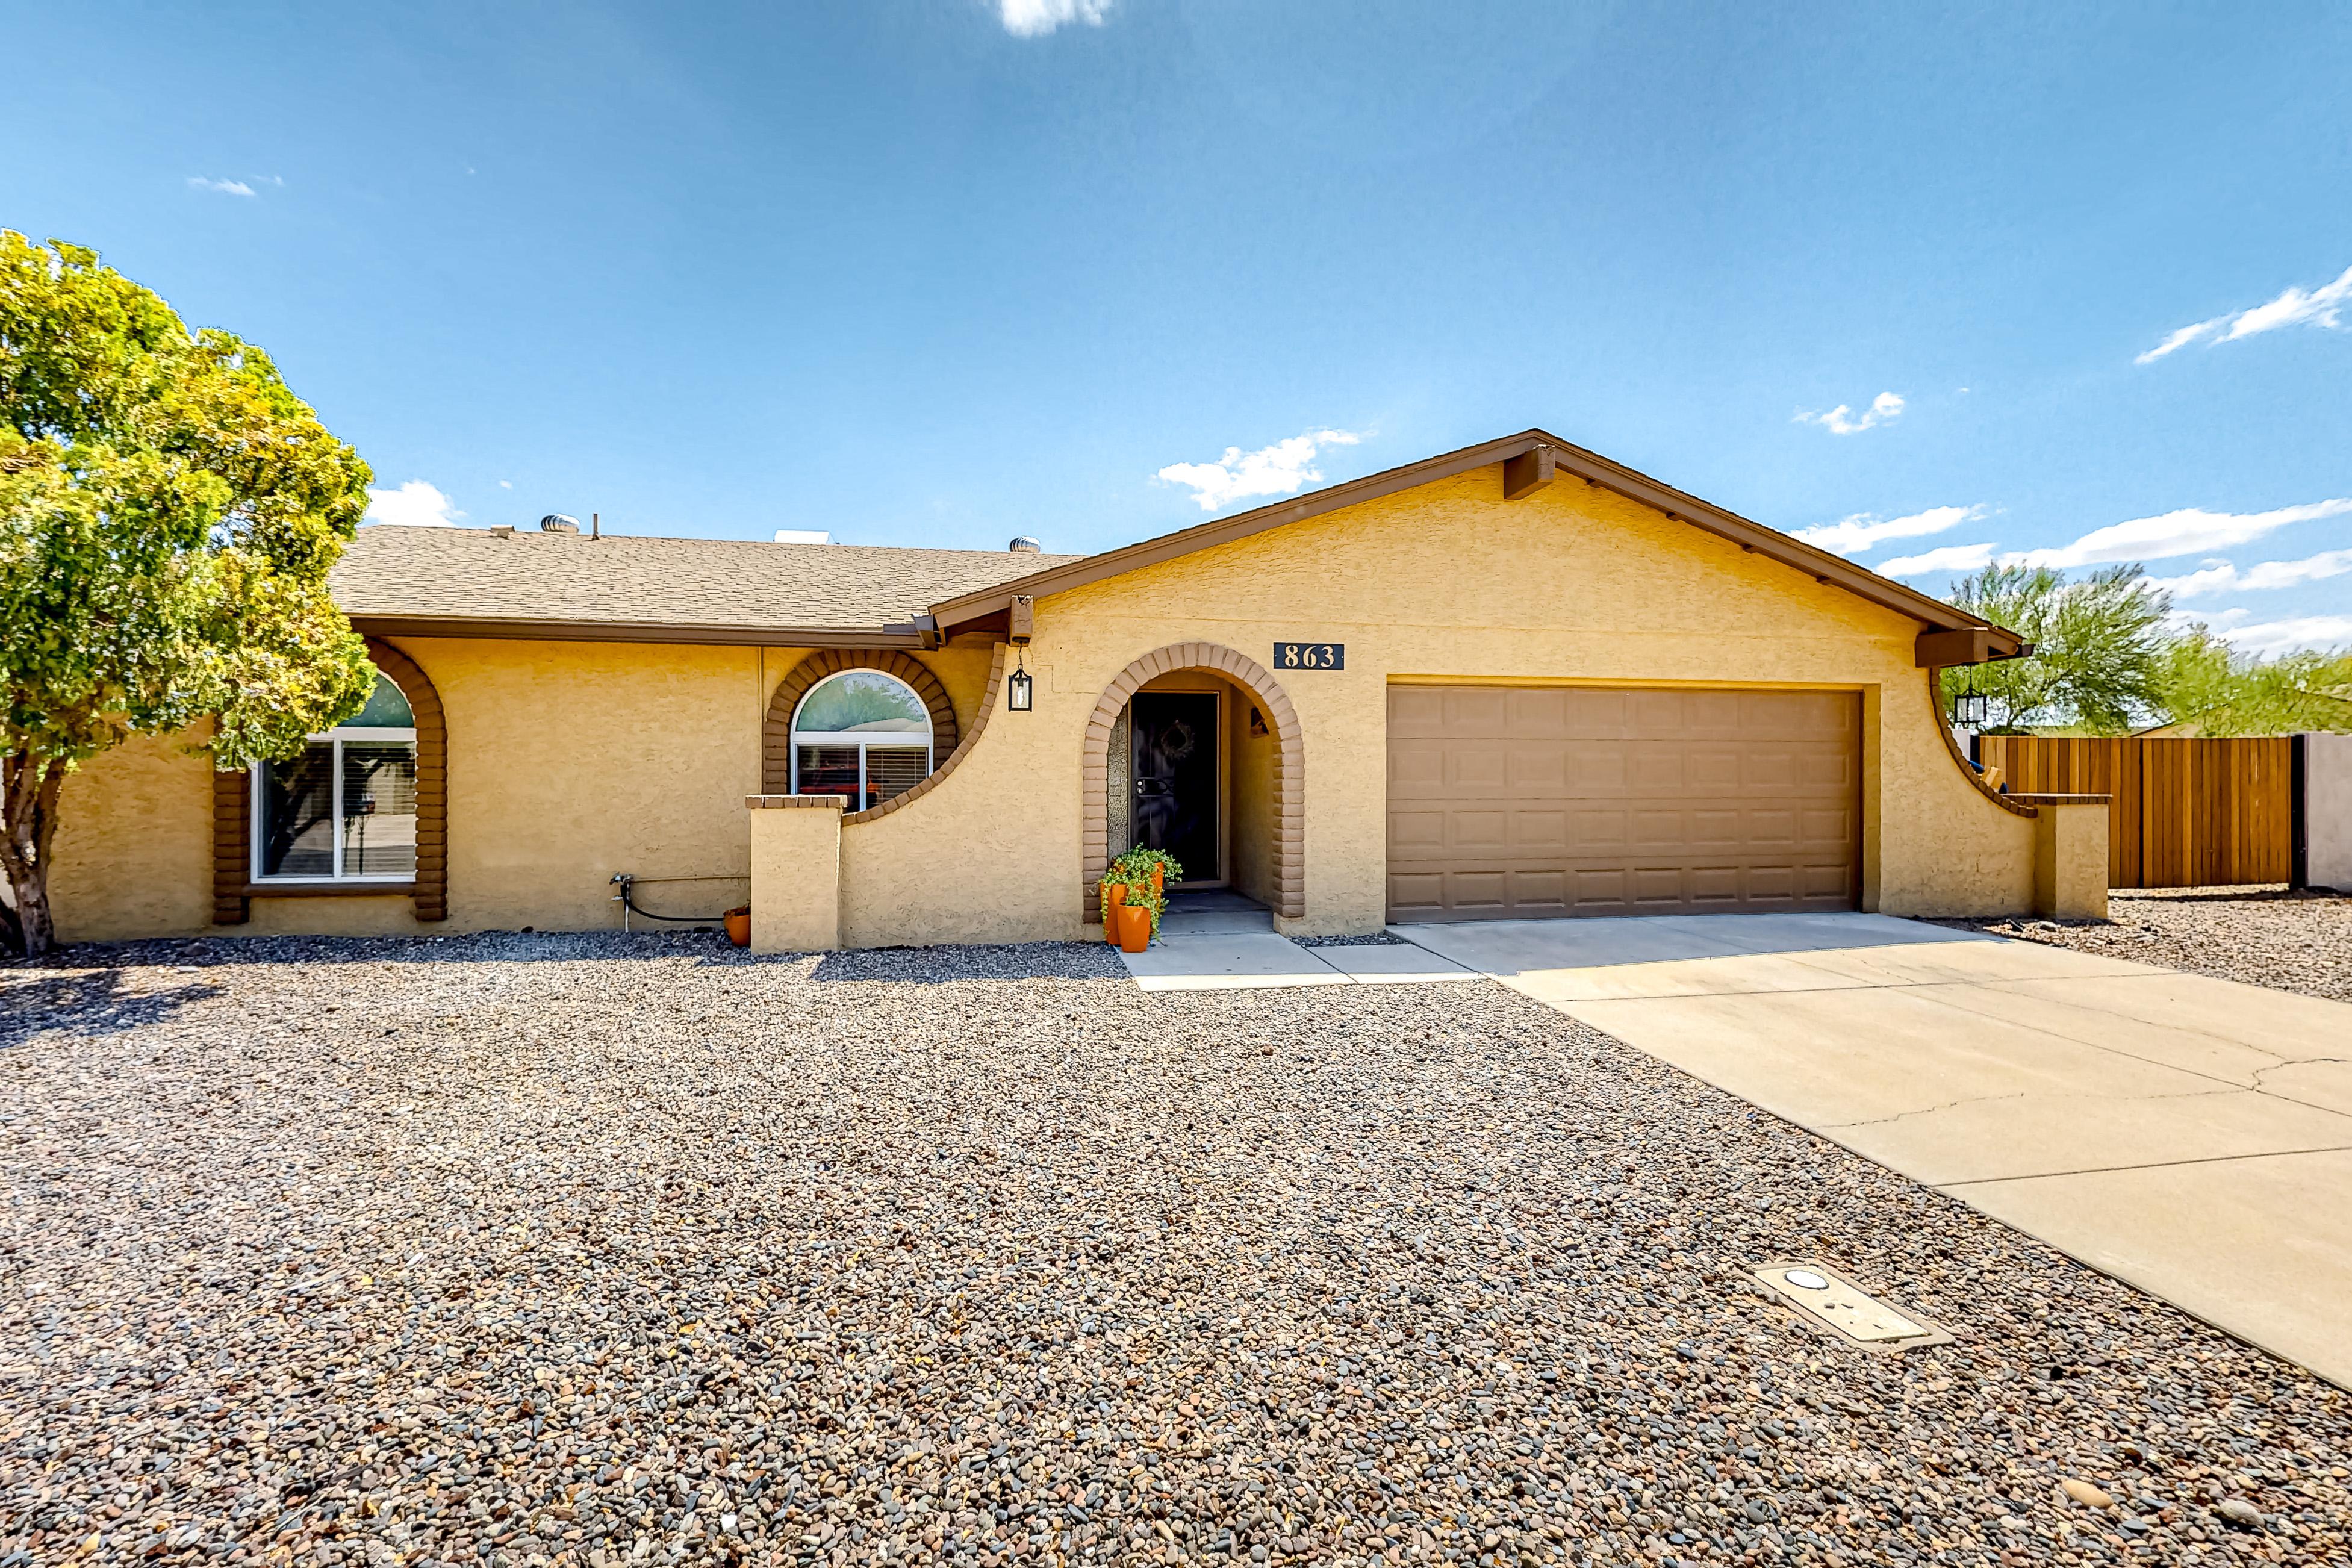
[1394,912,2352,1387]
[1118,932,1481,991]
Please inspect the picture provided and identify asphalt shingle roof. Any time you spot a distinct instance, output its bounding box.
[332,526,1083,632]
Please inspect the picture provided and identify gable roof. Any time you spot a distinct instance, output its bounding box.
[335,429,2024,659]
[334,526,1082,647]
[928,429,2027,657]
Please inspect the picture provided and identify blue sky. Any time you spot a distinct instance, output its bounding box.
[8,1,2349,652]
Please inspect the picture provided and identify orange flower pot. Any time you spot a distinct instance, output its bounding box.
[1149,866,1163,897]
[1115,901,1152,953]
[1101,880,1126,942]
[723,906,751,947]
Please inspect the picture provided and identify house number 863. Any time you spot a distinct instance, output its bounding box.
[1274,642,1344,670]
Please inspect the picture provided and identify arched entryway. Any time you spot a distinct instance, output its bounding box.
[1083,642,1303,920]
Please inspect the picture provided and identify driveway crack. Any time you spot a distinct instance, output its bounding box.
[1822,1091,2033,1129]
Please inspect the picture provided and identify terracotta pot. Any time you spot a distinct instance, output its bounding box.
[1101,880,1126,942]
[723,906,751,948]
[1115,901,1152,953]
[1149,866,1163,897]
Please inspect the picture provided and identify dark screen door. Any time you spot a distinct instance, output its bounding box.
[1131,692,1218,880]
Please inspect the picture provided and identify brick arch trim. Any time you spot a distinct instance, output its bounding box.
[761,649,961,800]
[211,636,449,924]
[366,639,450,920]
[1083,642,1302,921]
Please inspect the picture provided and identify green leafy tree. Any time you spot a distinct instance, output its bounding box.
[1937,563,2170,732]
[1,234,374,957]
[2154,627,2352,735]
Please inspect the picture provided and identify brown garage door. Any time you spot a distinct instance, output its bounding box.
[1387,684,1859,921]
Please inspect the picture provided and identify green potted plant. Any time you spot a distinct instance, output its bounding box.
[1099,866,1166,949]
[1112,847,1183,897]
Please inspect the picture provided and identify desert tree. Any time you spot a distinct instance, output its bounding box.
[2153,626,2352,735]
[1,234,373,957]
[1937,563,2171,733]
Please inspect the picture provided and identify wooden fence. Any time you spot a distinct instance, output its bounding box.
[1974,735,2294,888]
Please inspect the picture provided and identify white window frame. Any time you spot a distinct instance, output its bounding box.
[250,725,420,884]
[788,671,935,804]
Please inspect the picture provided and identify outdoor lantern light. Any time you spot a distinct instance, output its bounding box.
[1954,665,1989,729]
[1007,652,1033,712]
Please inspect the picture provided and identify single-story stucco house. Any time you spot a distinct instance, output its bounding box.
[46,429,2108,951]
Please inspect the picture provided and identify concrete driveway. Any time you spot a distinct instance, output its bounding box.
[1396,912,2352,1387]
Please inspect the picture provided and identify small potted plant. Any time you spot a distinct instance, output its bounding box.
[1113,847,1183,898]
[1100,866,1166,950]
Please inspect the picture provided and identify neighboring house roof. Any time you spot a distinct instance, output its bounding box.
[334,526,1083,647]
[930,429,2028,659]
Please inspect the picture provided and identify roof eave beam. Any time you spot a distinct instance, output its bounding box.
[1917,627,2032,667]
[1502,444,1555,499]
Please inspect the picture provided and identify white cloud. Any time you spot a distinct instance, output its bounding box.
[498,479,512,489]
[997,0,1110,36]
[2204,614,2352,656]
[187,176,257,197]
[1794,391,1904,435]
[2146,547,2352,600]
[1875,542,1997,578]
[1155,428,1363,512]
[1793,504,1981,558]
[2136,262,2352,363]
[362,480,464,528]
[2003,498,2352,569]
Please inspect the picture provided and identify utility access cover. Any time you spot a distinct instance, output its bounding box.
[1750,1260,1952,1351]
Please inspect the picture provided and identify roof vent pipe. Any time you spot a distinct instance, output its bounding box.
[540,514,580,534]
[1009,536,1042,553]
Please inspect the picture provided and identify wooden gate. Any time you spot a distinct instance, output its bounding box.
[1974,736,2294,888]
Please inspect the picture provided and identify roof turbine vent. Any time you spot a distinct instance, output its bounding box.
[1009,535,1042,553]
[540,514,580,535]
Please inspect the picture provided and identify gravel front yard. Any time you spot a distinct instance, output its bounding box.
[4,933,2349,1568]
[1940,886,2352,1004]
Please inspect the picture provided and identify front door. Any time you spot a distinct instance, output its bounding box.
[1131,692,1218,882]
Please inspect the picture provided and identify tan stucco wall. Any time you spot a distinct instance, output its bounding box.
[49,639,990,944]
[49,732,218,943]
[51,464,2038,947]
[835,462,2038,944]
[1228,689,1276,906]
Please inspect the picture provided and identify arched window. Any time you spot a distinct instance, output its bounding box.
[791,668,936,809]
[252,673,419,882]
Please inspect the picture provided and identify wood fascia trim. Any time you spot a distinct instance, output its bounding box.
[1532,438,2029,653]
[929,432,1550,630]
[928,426,2027,655]
[347,615,926,650]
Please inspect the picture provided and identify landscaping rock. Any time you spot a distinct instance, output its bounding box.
[2,928,2348,1567]
[1938,884,2352,1003]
